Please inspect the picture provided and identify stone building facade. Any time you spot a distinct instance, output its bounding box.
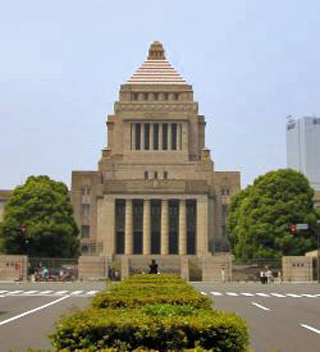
[71,42,240,259]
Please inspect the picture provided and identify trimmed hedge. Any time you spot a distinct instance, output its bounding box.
[50,307,249,352]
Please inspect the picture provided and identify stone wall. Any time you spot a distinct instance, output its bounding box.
[282,256,313,282]
[0,255,28,281]
[202,254,232,282]
[78,256,109,280]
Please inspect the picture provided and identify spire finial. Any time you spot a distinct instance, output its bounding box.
[148,41,166,60]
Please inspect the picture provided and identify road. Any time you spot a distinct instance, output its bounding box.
[0,281,105,351]
[192,282,320,352]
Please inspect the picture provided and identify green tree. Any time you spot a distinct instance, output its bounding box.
[226,169,319,261]
[0,175,79,257]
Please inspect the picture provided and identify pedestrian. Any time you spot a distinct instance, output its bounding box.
[149,259,158,274]
[266,267,272,284]
[260,268,265,284]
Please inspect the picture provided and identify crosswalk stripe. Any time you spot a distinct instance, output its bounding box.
[211,291,222,296]
[0,290,8,294]
[70,290,83,295]
[241,293,255,297]
[23,290,39,294]
[10,290,23,294]
[271,293,286,297]
[226,292,238,296]
[40,290,54,294]
[54,290,69,295]
[256,293,270,297]
[200,292,207,295]
[286,293,302,298]
[86,290,98,296]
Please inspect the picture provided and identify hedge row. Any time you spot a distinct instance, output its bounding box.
[50,274,249,351]
[51,308,248,352]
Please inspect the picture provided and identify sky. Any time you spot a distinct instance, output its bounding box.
[1,0,320,190]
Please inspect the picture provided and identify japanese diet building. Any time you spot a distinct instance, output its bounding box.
[71,42,240,261]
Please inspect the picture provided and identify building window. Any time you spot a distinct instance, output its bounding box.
[82,245,89,254]
[169,200,179,254]
[81,204,90,218]
[151,200,161,254]
[171,123,177,150]
[115,199,125,254]
[81,225,90,238]
[221,204,228,238]
[186,200,196,254]
[144,123,150,150]
[144,171,149,180]
[154,171,158,179]
[153,123,159,150]
[162,123,168,150]
[133,200,143,254]
[135,123,141,150]
[163,171,168,179]
[81,185,91,195]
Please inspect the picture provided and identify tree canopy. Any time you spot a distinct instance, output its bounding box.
[0,175,79,257]
[226,169,319,262]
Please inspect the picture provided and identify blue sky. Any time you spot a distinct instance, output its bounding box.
[1,1,319,189]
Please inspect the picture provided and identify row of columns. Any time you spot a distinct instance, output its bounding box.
[131,123,183,151]
[124,199,189,255]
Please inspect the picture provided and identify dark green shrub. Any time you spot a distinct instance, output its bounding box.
[50,308,249,352]
[141,303,198,317]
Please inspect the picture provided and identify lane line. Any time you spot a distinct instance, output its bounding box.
[9,290,23,294]
[0,295,70,327]
[86,290,99,296]
[240,293,255,297]
[251,302,270,311]
[211,291,223,296]
[271,293,286,298]
[39,290,54,294]
[256,293,270,297]
[54,290,69,295]
[301,324,320,335]
[0,291,8,294]
[23,290,38,294]
[200,292,207,295]
[286,293,302,298]
[302,294,318,298]
[70,290,83,295]
[226,292,238,296]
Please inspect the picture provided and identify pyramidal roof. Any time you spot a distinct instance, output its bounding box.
[126,41,188,85]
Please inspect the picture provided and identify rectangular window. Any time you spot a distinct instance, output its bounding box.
[171,123,177,150]
[162,123,168,150]
[186,200,196,254]
[144,123,150,150]
[81,185,91,195]
[81,204,90,223]
[164,171,168,179]
[115,199,125,254]
[144,171,149,180]
[81,225,90,238]
[133,200,143,254]
[169,200,179,254]
[154,171,158,179]
[151,200,161,254]
[135,123,141,150]
[153,123,159,150]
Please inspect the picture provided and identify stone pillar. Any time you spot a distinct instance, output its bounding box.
[143,199,151,254]
[125,199,133,254]
[180,255,189,281]
[132,123,136,150]
[161,199,169,255]
[159,123,163,150]
[168,123,172,150]
[177,123,181,150]
[196,198,209,256]
[182,122,188,151]
[97,197,115,255]
[141,123,145,150]
[150,123,154,151]
[179,199,187,255]
[121,256,130,280]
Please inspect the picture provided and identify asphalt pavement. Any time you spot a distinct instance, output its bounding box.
[192,282,320,352]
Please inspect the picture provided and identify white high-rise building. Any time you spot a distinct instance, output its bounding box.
[286,116,320,191]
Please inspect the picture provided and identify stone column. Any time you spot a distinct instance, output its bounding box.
[143,199,151,254]
[182,122,188,151]
[132,123,136,150]
[159,123,163,150]
[161,199,169,255]
[168,123,172,150]
[179,199,187,255]
[141,123,145,150]
[97,197,115,255]
[125,199,133,254]
[150,123,154,151]
[196,198,209,256]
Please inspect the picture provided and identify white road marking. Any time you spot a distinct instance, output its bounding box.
[240,293,255,297]
[23,290,38,294]
[86,290,99,296]
[0,295,70,326]
[70,290,83,295]
[252,302,270,311]
[301,324,320,335]
[302,294,318,298]
[54,290,69,295]
[9,290,23,294]
[0,291,8,294]
[226,292,238,296]
[286,293,302,298]
[211,291,223,296]
[200,291,207,295]
[40,290,54,294]
[256,293,270,297]
[271,293,286,298]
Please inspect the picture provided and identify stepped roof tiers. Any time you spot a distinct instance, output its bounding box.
[71,41,240,259]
